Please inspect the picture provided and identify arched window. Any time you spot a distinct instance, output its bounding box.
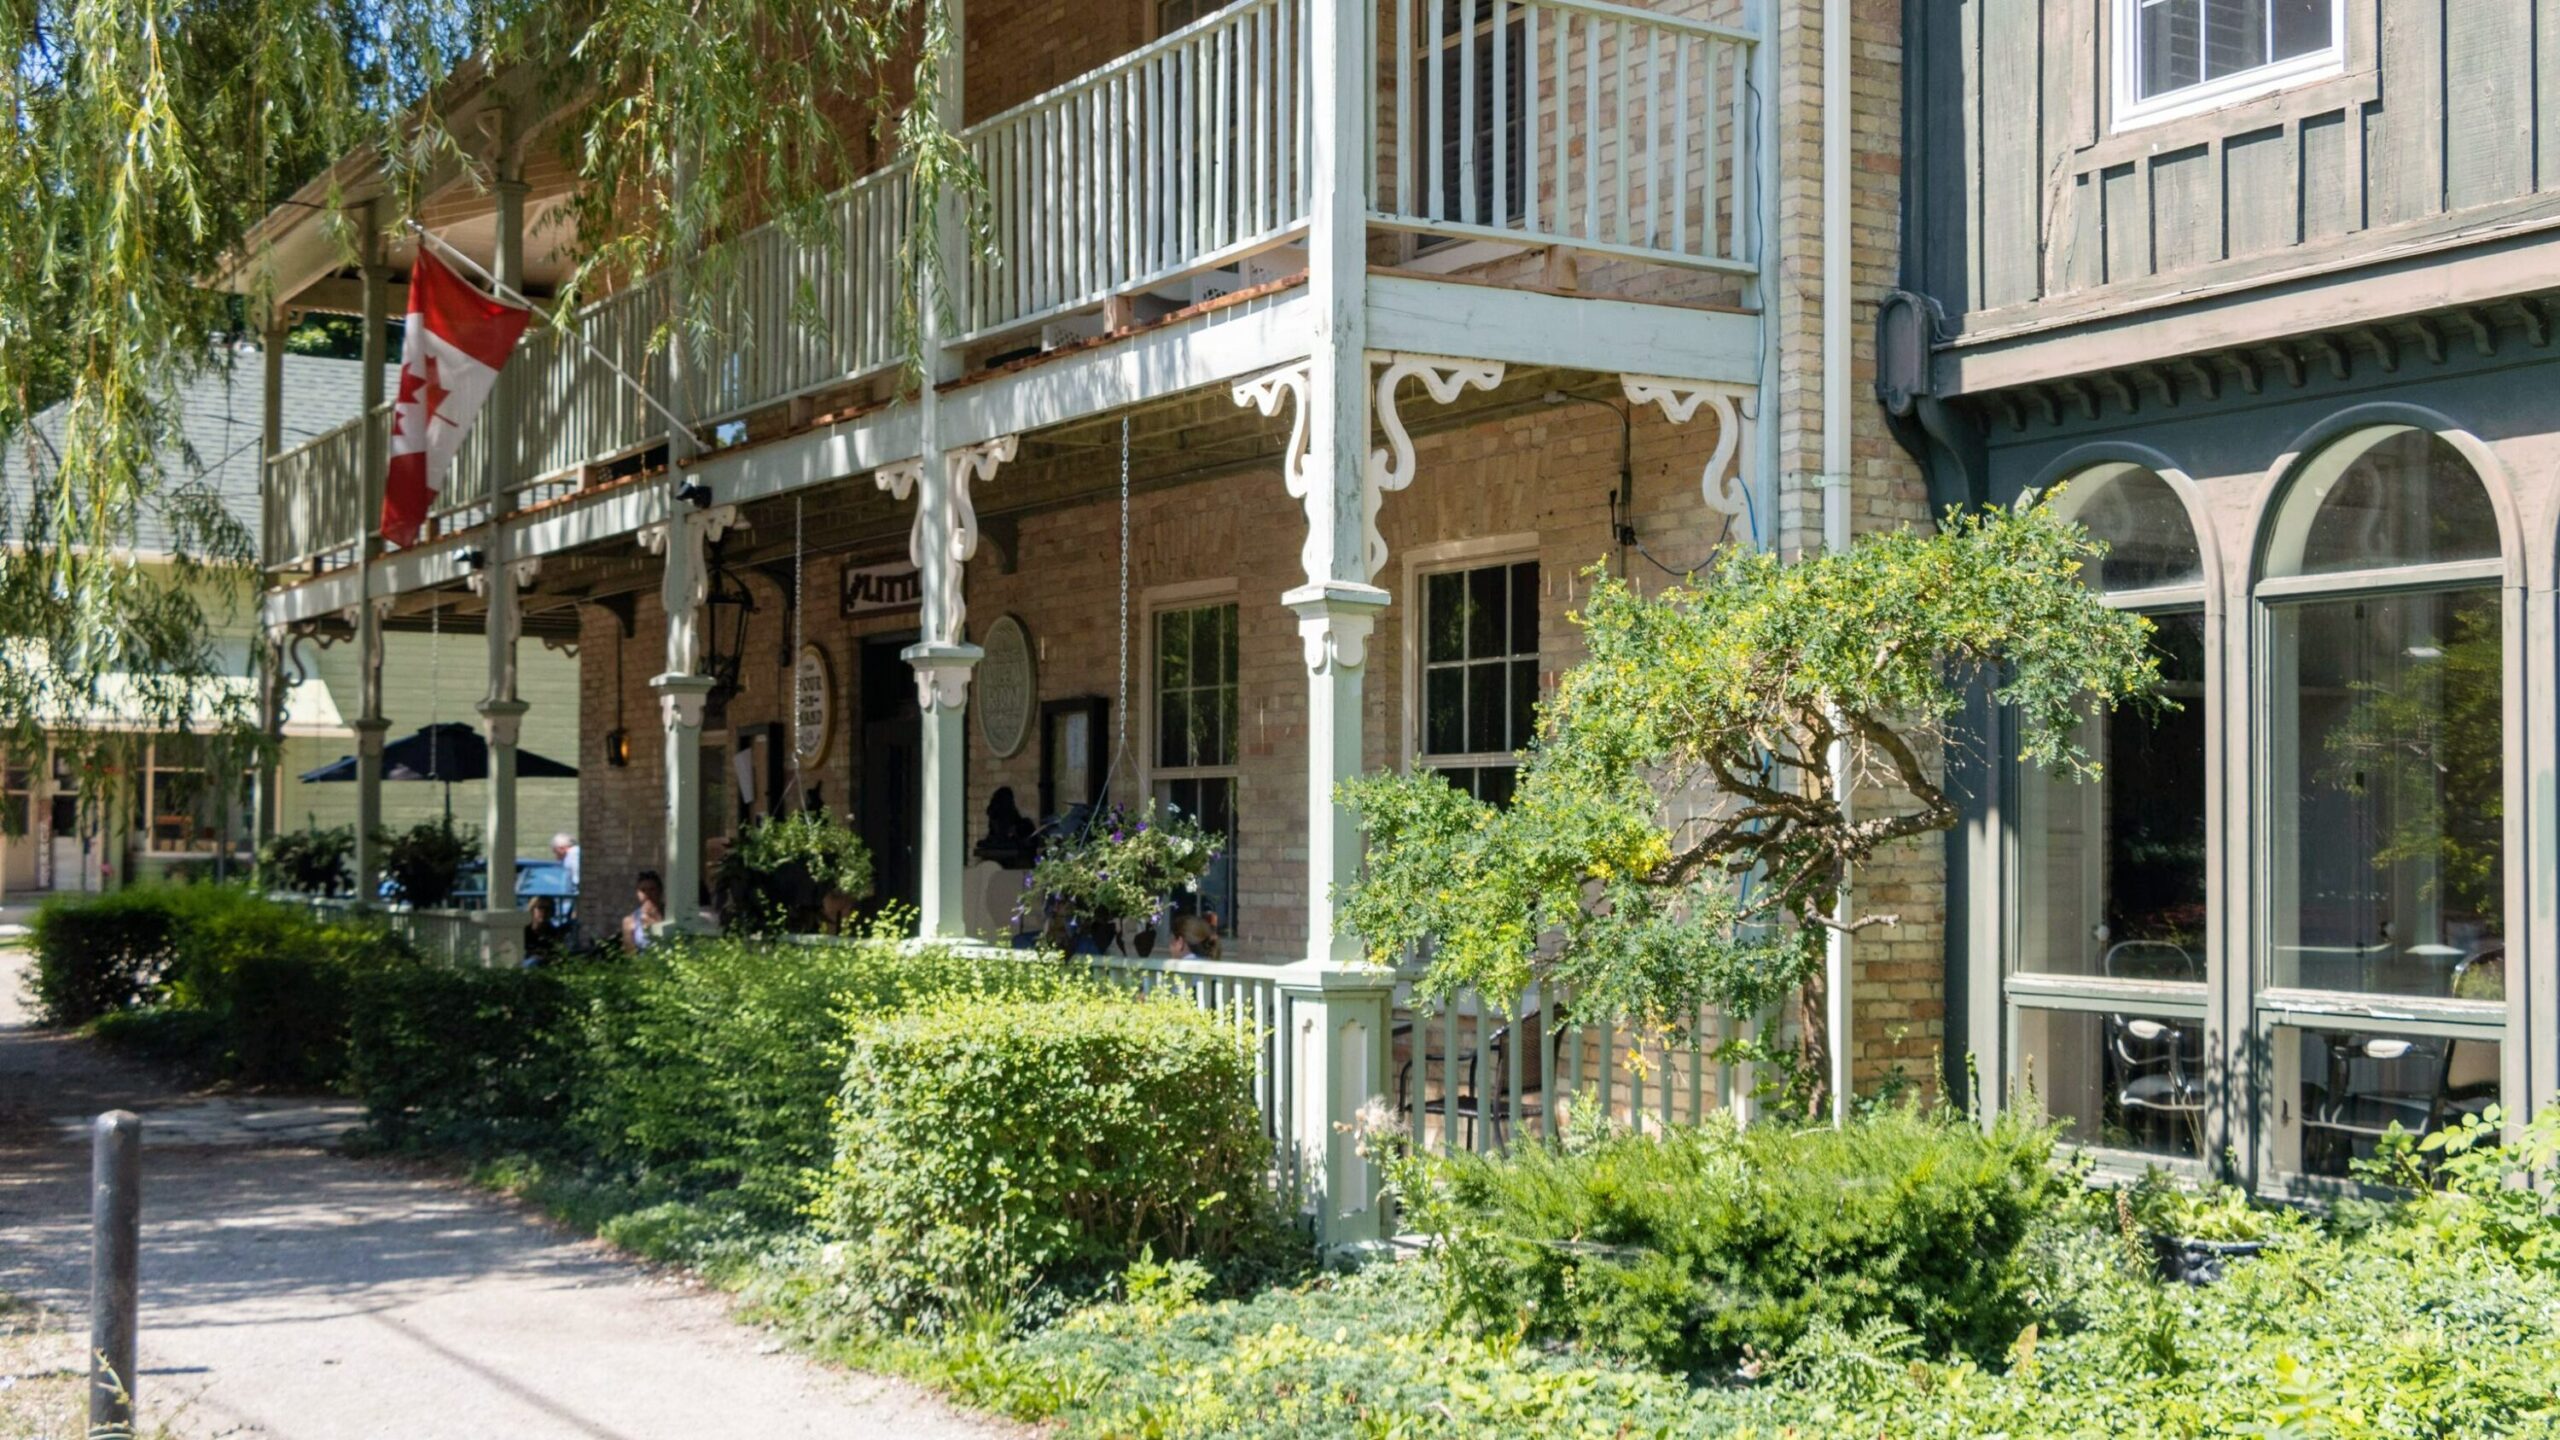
[2011,465,2211,1161]
[2258,426,2506,1180]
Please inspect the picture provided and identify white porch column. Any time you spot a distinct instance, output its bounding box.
[642,502,736,934]
[254,313,287,855]
[883,436,1016,939]
[473,160,532,965]
[910,647,977,936]
[351,205,390,902]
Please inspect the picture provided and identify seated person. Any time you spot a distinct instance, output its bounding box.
[620,870,667,952]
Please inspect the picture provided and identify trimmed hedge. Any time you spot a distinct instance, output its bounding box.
[342,932,1100,1226]
[567,936,1094,1219]
[344,960,601,1152]
[29,885,412,1086]
[815,990,1277,1327]
[1398,1106,2067,1372]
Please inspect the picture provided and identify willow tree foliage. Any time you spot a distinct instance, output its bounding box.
[0,0,962,774]
[1340,503,2163,1119]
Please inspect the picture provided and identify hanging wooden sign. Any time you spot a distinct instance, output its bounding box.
[793,643,834,766]
[977,615,1036,759]
[840,560,923,617]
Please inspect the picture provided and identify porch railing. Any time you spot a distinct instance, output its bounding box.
[515,274,672,489]
[1085,948,1749,1181]
[1377,0,1756,271]
[961,0,1312,341]
[265,407,377,572]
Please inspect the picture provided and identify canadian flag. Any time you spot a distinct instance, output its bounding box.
[380,249,532,548]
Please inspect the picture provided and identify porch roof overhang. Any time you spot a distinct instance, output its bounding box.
[254,265,1763,631]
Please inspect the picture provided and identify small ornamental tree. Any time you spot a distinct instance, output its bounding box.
[1340,502,2162,1119]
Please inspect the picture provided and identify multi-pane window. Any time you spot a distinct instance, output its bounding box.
[1419,560,1539,804]
[139,736,246,855]
[1153,602,1239,932]
[2259,428,2506,1180]
[2012,468,2209,1162]
[2120,0,2340,124]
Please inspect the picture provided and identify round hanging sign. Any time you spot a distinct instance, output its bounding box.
[978,614,1036,759]
[793,643,834,766]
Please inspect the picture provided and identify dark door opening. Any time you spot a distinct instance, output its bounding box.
[858,634,924,919]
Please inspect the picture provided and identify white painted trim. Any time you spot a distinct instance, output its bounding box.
[1365,274,1759,382]
[940,291,1318,449]
[1397,533,1538,773]
[2108,0,2346,135]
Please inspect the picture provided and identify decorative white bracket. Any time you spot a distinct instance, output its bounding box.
[464,554,545,704]
[903,643,982,712]
[640,500,741,681]
[339,594,397,720]
[637,502,741,616]
[1230,354,1503,588]
[1233,361,1317,581]
[1367,355,1504,579]
[875,436,1018,649]
[1621,376,1758,524]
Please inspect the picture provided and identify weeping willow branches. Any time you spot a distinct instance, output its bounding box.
[0,0,962,772]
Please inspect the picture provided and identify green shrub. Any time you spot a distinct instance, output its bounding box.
[29,885,412,1085]
[814,988,1277,1328]
[377,814,478,907]
[257,823,353,895]
[344,957,616,1152]
[27,889,185,1025]
[568,931,1086,1220]
[1397,1106,2067,1372]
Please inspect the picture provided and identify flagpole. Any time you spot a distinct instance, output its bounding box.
[401,219,709,453]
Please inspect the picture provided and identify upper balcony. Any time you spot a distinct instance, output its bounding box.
[257,0,1760,582]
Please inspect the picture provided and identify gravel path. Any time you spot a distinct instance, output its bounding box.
[0,944,1025,1440]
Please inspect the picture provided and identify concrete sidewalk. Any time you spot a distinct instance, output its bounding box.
[0,947,1023,1440]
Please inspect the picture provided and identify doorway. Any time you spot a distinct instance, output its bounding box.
[858,635,923,917]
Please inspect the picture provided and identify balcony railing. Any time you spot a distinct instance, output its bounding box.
[261,0,1756,575]
[265,408,375,572]
[1378,0,1756,271]
[962,0,1312,340]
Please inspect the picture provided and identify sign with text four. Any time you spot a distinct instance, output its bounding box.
[840,560,922,618]
[793,644,834,766]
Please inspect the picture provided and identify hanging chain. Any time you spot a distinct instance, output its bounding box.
[427,602,441,780]
[1116,414,1131,769]
[791,492,805,756]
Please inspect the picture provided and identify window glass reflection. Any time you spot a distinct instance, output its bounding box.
[2268,428,2501,578]
[2069,467,2203,592]
[2283,1020,2501,1178]
[2018,1006,2204,1158]
[2269,588,2502,997]
[2018,611,2208,977]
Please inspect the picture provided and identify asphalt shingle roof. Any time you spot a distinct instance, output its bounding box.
[1,349,377,557]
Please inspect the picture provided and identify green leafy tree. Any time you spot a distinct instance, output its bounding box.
[0,0,966,776]
[1341,503,2161,1119]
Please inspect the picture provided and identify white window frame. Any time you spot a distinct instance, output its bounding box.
[1139,579,1243,931]
[1400,535,1542,788]
[2111,0,2346,134]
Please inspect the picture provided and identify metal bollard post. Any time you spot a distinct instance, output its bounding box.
[88,1110,140,1440]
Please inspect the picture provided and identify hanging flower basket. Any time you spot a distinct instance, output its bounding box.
[1015,800,1221,952]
